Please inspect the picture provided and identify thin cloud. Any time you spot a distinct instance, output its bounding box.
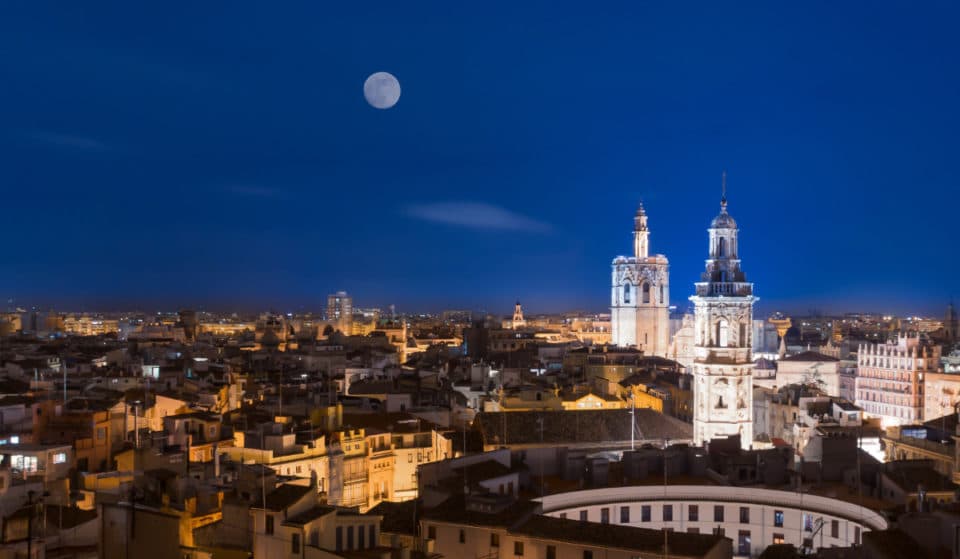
[27,131,109,151]
[405,202,552,233]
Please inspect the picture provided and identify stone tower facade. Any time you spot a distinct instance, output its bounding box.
[690,187,757,449]
[611,203,670,356]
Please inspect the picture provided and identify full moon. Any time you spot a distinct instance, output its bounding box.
[363,72,401,109]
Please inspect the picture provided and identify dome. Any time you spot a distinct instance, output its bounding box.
[710,199,737,229]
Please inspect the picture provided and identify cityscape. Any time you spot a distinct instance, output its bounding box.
[2,3,960,559]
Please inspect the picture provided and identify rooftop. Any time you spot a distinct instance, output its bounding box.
[513,514,726,557]
[252,483,314,512]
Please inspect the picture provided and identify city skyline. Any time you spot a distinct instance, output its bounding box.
[2,3,958,315]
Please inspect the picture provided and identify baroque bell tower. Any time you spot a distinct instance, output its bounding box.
[690,174,757,450]
[611,202,670,356]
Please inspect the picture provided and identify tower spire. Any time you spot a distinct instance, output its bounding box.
[721,170,728,209]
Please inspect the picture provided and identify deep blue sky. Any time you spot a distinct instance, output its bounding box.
[1,2,958,316]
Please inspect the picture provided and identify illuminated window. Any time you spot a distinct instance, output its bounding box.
[53,452,67,464]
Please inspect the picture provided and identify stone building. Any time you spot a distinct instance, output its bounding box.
[610,202,670,356]
[691,185,757,449]
[855,333,941,427]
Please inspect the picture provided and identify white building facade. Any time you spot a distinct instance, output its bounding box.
[691,191,757,449]
[610,203,670,356]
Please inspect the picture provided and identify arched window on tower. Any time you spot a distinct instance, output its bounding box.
[623,283,631,304]
[718,237,726,257]
[659,284,664,304]
[716,319,729,348]
[642,283,651,304]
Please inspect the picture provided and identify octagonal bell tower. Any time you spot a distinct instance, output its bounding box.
[690,174,757,450]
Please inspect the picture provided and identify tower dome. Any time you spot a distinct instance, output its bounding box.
[710,199,737,229]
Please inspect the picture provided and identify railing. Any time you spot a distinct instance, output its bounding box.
[695,282,753,297]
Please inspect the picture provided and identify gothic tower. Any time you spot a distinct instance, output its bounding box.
[690,177,757,450]
[611,202,670,355]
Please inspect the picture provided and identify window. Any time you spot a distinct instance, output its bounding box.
[514,541,524,556]
[459,529,465,543]
[620,506,630,523]
[491,533,500,548]
[291,533,300,554]
[546,545,556,559]
[96,427,106,441]
[623,283,631,304]
[737,530,751,555]
[831,519,839,538]
[642,283,651,304]
[601,507,610,524]
[579,510,588,522]
[739,506,750,523]
[774,510,784,528]
[663,504,673,522]
[854,526,861,544]
[714,505,724,522]
[336,527,343,551]
[659,284,664,304]
[408,454,413,463]
[359,526,366,549]
[773,533,785,545]
[718,319,729,347]
[53,452,67,464]
[265,515,274,535]
[718,237,726,257]
[641,505,651,522]
[689,505,699,522]
[347,526,354,551]
[427,526,436,540]
[583,551,593,559]
[803,513,814,532]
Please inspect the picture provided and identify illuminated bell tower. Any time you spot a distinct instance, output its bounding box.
[611,202,670,355]
[691,174,757,450]
[512,301,525,330]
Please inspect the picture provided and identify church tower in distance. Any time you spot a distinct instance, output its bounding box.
[690,175,757,450]
[611,202,670,356]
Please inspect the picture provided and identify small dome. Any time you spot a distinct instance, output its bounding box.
[711,199,737,229]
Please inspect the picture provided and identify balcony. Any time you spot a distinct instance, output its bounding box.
[694,282,753,298]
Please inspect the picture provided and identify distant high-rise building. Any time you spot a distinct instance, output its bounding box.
[327,291,353,334]
[691,179,757,450]
[610,202,670,355]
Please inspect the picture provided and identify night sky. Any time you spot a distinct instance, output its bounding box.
[2,2,958,316]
